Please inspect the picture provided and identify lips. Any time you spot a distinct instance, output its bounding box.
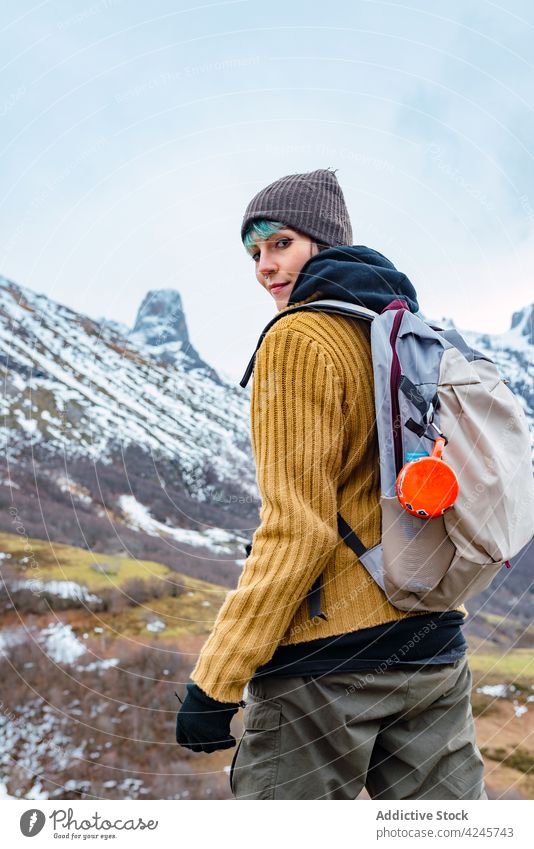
[269,282,290,294]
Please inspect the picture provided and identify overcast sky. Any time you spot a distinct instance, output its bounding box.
[1,0,533,382]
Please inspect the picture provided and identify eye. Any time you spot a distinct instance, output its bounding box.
[250,237,292,263]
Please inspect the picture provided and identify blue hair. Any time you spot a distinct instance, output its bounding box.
[243,219,329,255]
[243,219,286,253]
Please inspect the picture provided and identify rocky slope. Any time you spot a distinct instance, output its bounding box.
[0,276,257,586]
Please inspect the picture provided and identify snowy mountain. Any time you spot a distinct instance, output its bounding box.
[471,303,533,376]
[462,304,534,419]
[510,304,534,346]
[429,303,534,442]
[0,275,257,585]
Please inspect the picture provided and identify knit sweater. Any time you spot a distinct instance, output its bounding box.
[193,307,461,703]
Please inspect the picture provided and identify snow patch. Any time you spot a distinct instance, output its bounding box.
[56,476,93,505]
[476,684,513,698]
[146,620,166,633]
[0,780,15,799]
[0,628,28,654]
[78,657,119,672]
[476,683,530,717]
[40,622,87,664]
[11,579,101,605]
[0,479,19,489]
[118,494,245,553]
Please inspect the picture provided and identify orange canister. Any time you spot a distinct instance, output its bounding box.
[396,437,459,519]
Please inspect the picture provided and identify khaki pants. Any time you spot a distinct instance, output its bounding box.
[230,657,487,800]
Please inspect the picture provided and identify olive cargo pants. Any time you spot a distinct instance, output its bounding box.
[230,657,487,800]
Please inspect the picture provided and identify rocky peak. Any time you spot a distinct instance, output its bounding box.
[129,288,222,384]
[132,289,190,348]
[510,303,534,345]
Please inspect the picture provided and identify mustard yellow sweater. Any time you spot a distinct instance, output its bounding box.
[191,309,439,703]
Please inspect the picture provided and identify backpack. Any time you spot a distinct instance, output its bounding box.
[240,298,534,615]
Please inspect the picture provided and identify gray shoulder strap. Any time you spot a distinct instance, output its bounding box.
[439,328,494,364]
[299,299,378,322]
[239,299,378,388]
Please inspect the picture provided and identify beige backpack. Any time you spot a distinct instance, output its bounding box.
[241,298,534,615]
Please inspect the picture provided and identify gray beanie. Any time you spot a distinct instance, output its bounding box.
[241,168,353,247]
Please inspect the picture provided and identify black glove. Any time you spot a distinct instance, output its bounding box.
[175,682,244,753]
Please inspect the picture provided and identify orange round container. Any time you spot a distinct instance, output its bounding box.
[396,437,459,519]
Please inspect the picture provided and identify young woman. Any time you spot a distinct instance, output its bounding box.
[176,168,487,801]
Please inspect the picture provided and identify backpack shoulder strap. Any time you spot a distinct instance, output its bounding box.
[239,299,377,388]
[438,328,495,364]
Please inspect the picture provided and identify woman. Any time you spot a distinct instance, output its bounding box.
[176,168,487,801]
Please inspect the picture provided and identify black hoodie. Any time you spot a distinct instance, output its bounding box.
[287,244,419,313]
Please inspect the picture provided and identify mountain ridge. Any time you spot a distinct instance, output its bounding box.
[0,274,256,588]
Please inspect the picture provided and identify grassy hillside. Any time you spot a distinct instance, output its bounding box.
[0,530,220,588]
[0,530,227,639]
[1,530,533,800]
[469,653,534,800]
[469,650,534,681]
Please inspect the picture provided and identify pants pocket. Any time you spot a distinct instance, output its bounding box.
[232,699,282,800]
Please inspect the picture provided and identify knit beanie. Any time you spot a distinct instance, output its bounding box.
[241,168,353,247]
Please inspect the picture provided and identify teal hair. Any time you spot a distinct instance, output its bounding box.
[243,219,286,253]
[243,219,329,254]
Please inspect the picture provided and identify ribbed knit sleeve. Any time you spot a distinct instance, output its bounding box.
[190,327,344,703]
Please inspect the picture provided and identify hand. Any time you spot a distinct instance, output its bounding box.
[175,682,243,753]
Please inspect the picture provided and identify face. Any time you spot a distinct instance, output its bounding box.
[247,227,320,311]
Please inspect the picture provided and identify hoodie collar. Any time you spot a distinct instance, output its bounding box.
[286,245,419,314]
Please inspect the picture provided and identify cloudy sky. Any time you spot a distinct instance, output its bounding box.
[1,0,533,382]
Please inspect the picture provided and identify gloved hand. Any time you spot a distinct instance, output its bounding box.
[175,681,244,753]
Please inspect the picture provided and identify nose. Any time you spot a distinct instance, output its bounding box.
[257,249,277,278]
